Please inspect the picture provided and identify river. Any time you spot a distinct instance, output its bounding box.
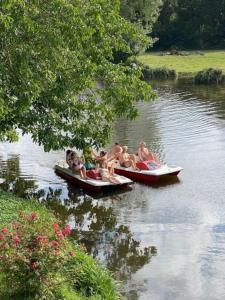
[0,79,225,300]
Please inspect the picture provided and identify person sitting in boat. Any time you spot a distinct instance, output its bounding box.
[93,150,118,176]
[137,141,159,163]
[94,150,108,168]
[97,165,121,184]
[119,146,138,170]
[107,142,123,160]
[70,152,87,180]
[83,147,95,170]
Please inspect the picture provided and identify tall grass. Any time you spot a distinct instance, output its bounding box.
[194,68,225,84]
[142,65,177,80]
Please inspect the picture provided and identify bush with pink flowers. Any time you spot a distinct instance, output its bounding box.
[0,211,74,299]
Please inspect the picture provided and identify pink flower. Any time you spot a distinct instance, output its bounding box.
[31,212,38,221]
[62,225,71,237]
[52,223,59,232]
[51,240,59,248]
[1,228,8,235]
[13,235,20,246]
[56,231,64,240]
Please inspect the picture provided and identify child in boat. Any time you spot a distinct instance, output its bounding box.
[137,141,159,162]
[70,152,87,180]
[119,146,138,170]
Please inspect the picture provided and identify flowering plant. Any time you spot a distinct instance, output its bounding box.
[0,212,74,298]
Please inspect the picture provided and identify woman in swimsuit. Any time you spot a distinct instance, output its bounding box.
[137,142,159,162]
[70,152,87,180]
[119,146,138,170]
[98,167,121,184]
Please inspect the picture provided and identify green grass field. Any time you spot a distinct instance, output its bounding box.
[138,51,225,75]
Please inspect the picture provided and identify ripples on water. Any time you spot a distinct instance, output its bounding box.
[1,80,225,300]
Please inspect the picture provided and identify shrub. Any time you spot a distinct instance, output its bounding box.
[0,212,74,299]
[127,58,177,81]
[142,66,177,81]
[195,68,225,84]
[64,250,122,300]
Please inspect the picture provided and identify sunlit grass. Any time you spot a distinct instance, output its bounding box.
[138,51,225,75]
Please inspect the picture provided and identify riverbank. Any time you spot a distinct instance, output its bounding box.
[138,50,225,78]
[0,190,122,300]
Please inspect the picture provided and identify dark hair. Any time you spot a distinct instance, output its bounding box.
[66,149,71,155]
[70,152,75,159]
[100,150,106,156]
[115,142,119,145]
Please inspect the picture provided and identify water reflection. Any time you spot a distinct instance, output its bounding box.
[1,78,225,299]
[0,155,157,293]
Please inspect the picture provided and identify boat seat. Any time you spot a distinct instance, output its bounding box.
[136,160,160,171]
[86,169,102,180]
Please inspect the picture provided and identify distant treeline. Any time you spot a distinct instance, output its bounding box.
[153,0,225,50]
[121,0,225,50]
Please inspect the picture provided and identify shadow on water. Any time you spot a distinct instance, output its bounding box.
[0,155,157,298]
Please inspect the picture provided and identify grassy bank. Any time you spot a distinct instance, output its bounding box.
[138,51,225,77]
[0,190,122,300]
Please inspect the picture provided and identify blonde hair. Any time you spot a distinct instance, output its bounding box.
[140,141,146,147]
[122,145,128,153]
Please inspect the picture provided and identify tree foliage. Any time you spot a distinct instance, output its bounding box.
[153,0,225,49]
[121,0,163,33]
[0,0,155,151]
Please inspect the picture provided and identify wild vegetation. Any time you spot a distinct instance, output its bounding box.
[195,68,225,85]
[152,0,225,50]
[0,0,155,152]
[120,0,225,51]
[142,66,177,80]
[0,190,122,300]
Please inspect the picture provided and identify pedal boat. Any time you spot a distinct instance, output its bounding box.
[115,160,183,184]
[55,163,133,192]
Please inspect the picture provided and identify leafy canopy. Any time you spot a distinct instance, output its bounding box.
[0,0,155,151]
[153,0,225,49]
[120,0,163,32]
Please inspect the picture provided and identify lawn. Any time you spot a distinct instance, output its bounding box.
[138,50,225,75]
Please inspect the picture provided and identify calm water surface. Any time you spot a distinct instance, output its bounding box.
[1,80,225,300]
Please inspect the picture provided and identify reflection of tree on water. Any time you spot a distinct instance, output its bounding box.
[44,184,157,288]
[0,156,157,295]
[153,79,225,120]
[0,155,42,199]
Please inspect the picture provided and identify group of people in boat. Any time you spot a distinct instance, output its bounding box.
[66,141,159,183]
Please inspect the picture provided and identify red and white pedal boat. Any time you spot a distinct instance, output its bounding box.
[55,163,133,192]
[115,160,183,184]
